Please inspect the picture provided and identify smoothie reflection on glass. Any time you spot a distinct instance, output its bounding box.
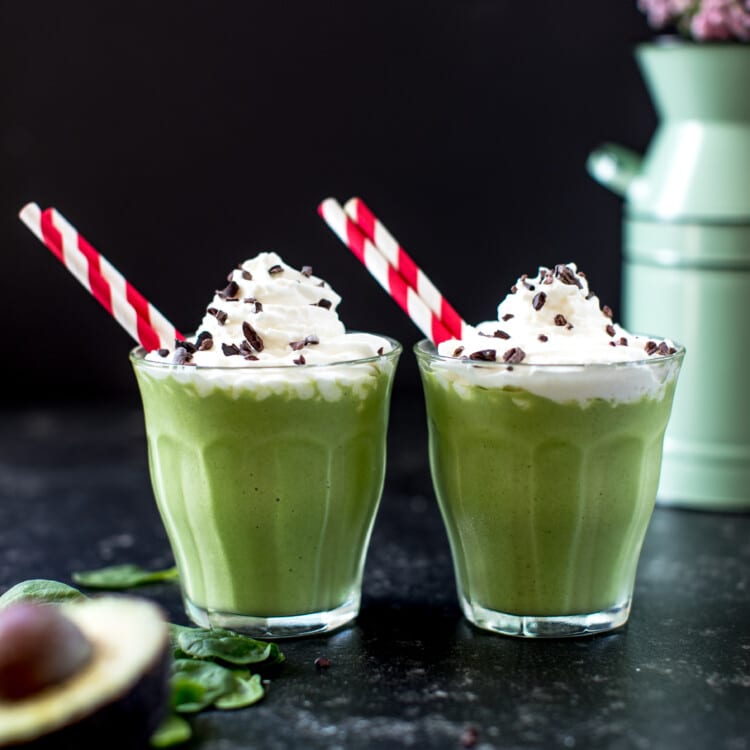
[415,263,683,638]
[130,252,401,638]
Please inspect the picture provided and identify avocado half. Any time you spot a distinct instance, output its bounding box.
[0,596,170,749]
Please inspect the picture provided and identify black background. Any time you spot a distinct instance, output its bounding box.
[1,1,659,405]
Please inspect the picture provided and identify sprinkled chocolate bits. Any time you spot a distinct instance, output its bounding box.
[301,266,313,277]
[554,314,567,327]
[532,291,547,311]
[469,349,496,362]
[207,307,228,325]
[603,305,613,319]
[243,297,263,313]
[217,281,239,300]
[268,264,284,275]
[502,313,514,321]
[453,346,465,357]
[502,347,526,364]
[555,264,582,288]
[242,321,265,352]
[293,354,306,365]
[606,324,616,337]
[315,299,332,310]
[538,334,548,342]
[645,340,658,355]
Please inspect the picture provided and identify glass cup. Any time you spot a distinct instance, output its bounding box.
[131,337,401,638]
[415,339,684,638]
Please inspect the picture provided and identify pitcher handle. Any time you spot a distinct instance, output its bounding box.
[586,143,642,197]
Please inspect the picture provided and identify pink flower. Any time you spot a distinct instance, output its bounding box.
[638,0,750,40]
[691,0,750,40]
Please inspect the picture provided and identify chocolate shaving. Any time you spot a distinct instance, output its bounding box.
[289,340,305,351]
[293,354,306,365]
[501,313,514,321]
[469,349,496,362]
[313,299,332,310]
[244,354,259,361]
[606,324,616,337]
[207,307,228,325]
[520,274,535,291]
[555,264,582,288]
[453,346,465,357]
[217,281,239,300]
[619,337,628,346]
[377,347,384,356]
[502,347,526,364]
[173,348,192,365]
[241,269,253,280]
[645,340,658,355]
[305,334,320,345]
[566,323,574,330]
[268,264,284,275]
[157,348,169,357]
[554,314,567,327]
[222,343,241,356]
[609,341,617,347]
[538,334,548,342]
[603,305,613,319]
[658,341,671,355]
[243,297,263,313]
[532,291,547,311]
[510,285,518,294]
[301,265,313,277]
[242,321,265,352]
[176,340,197,354]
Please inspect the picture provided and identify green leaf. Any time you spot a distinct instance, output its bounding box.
[170,659,236,714]
[150,714,192,747]
[72,564,179,590]
[0,579,86,609]
[215,672,265,710]
[170,624,284,666]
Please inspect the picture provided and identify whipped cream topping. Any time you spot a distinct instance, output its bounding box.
[429,263,682,404]
[437,263,675,365]
[146,252,391,367]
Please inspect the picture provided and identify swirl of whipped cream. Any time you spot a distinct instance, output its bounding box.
[437,263,675,365]
[146,252,391,367]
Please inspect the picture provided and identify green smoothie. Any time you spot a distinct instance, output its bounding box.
[415,341,683,636]
[131,347,399,636]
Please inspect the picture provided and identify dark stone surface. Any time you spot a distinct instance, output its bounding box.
[1,396,749,749]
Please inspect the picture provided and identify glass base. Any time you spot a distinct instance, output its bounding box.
[460,595,632,638]
[184,593,360,639]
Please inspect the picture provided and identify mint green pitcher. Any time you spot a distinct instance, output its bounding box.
[588,39,750,512]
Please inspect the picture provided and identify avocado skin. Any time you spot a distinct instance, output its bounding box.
[2,645,170,749]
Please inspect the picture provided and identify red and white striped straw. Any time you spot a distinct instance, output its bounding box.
[318,198,459,345]
[343,197,470,341]
[19,203,182,351]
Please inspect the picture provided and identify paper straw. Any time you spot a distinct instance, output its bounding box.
[318,198,456,345]
[19,203,182,351]
[343,197,469,340]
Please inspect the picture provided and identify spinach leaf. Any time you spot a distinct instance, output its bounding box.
[0,579,86,608]
[170,659,236,713]
[72,564,179,589]
[215,672,265,710]
[150,714,192,748]
[170,624,284,666]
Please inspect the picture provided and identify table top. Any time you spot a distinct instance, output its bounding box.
[1,396,749,750]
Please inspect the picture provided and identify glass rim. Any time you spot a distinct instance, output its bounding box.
[130,333,402,371]
[413,336,685,370]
